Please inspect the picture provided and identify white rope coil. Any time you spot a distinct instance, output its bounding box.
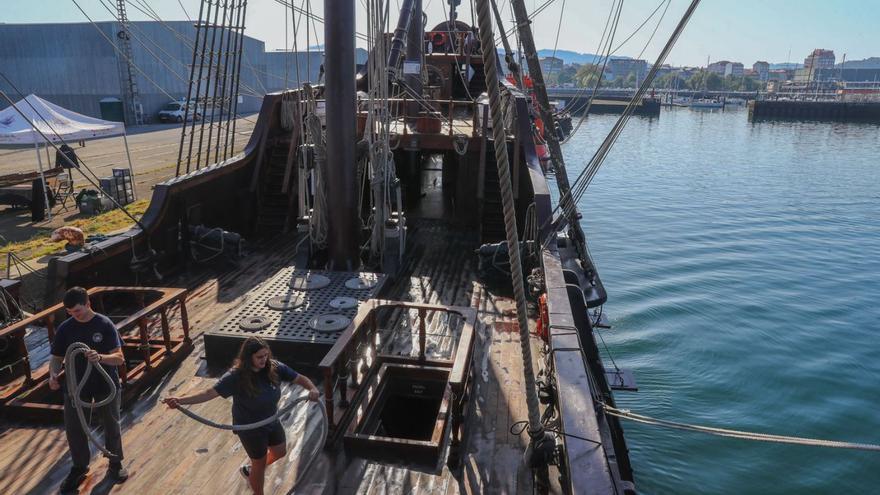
[64,342,120,459]
[304,85,328,249]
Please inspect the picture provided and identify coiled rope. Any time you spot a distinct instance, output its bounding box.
[172,391,329,489]
[603,405,880,452]
[64,342,120,459]
[304,85,328,249]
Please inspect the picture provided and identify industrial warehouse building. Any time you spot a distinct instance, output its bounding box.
[0,21,331,124]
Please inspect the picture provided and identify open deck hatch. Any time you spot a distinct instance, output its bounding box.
[344,364,451,466]
[320,300,477,468]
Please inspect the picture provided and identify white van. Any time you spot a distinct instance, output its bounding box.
[158,101,201,123]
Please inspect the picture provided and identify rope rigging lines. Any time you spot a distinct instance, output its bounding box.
[65,0,259,179]
[560,0,672,142]
[69,0,192,108]
[474,0,551,484]
[175,0,249,176]
[542,0,703,252]
[364,0,398,267]
[303,85,328,249]
[554,0,623,127]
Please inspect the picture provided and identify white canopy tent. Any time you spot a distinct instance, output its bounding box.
[0,94,136,220]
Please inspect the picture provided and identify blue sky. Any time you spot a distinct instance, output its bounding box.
[4,0,876,67]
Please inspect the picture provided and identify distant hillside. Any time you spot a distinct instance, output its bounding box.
[836,57,880,69]
[536,49,623,65]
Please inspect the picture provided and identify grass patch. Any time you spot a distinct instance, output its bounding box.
[0,199,150,274]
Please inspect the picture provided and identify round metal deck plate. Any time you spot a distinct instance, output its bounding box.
[266,294,305,311]
[344,274,379,290]
[309,314,351,333]
[239,315,271,331]
[289,273,331,290]
[328,296,357,310]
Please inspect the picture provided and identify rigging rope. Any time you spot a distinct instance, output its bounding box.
[545,0,703,250]
[444,8,476,102]
[489,0,522,88]
[609,0,670,57]
[69,0,198,109]
[603,405,880,452]
[290,0,305,85]
[365,0,395,266]
[98,0,268,102]
[549,0,566,72]
[84,0,256,173]
[474,0,546,455]
[493,0,557,46]
[556,0,622,125]
[633,0,671,61]
[271,0,370,42]
[177,0,193,21]
[552,0,650,120]
[303,85,328,249]
[562,0,672,140]
[126,0,268,96]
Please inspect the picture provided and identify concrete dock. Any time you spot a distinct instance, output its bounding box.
[0,116,255,243]
[0,116,256,199]
[558,96,661,117]
[748,100,880,123]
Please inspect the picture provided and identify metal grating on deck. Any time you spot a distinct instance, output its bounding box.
[209,268,386,345]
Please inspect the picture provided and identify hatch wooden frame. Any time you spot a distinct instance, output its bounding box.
[318,299,476,467]
[0,286,193,422]
[344,363,453,466]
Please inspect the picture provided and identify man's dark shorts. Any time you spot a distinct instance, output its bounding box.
[237,420,286,459]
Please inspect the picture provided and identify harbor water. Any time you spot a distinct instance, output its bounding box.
[559,107,880,494]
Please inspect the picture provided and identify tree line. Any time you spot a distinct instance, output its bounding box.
[545,64,764,91]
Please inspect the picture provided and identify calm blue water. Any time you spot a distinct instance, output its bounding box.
[559,107,880,494]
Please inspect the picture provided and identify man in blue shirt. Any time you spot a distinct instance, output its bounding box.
[49,287,129,493]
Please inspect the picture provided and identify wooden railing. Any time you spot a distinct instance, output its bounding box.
[376,98,480,137]
[317,299,476,437]
[0,287,192,420]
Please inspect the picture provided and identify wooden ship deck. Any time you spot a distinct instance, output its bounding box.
[0,2,638,493]
[0,221,546,494]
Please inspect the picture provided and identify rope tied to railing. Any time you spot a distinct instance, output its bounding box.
[602,404,880,452]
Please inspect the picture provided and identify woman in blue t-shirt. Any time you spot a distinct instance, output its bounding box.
[163,337,320,495]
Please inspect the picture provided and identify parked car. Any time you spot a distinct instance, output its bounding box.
[158,101,201,123]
